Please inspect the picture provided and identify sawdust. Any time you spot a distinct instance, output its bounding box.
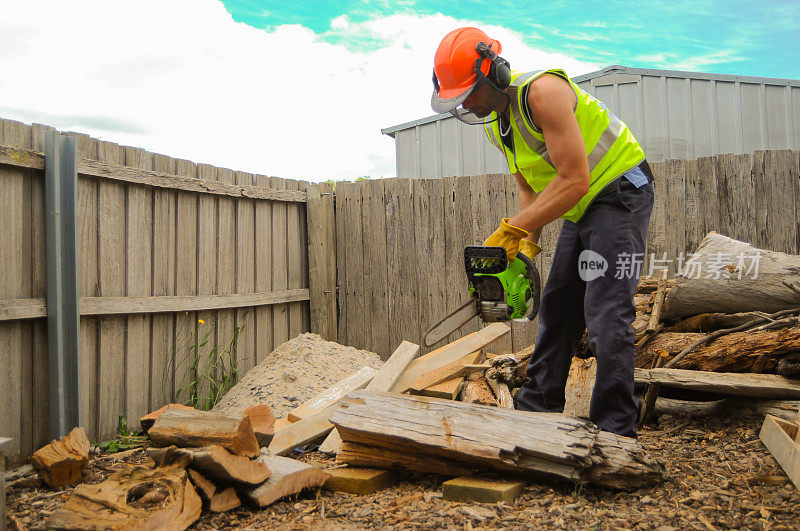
[212,333,383,418]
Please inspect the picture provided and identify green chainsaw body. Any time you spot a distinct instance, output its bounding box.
[465,245,540,322]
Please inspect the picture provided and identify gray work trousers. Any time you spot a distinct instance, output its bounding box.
[516,164,654,438]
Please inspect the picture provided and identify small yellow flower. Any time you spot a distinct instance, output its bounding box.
[198,319,205,325]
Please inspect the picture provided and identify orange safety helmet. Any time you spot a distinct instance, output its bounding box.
[431,27,510,115]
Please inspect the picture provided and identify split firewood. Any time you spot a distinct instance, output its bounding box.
[187,469,216,504]
[662,312,758,333]
[485,377,513,408]
[147,445,270,485]
[460,372,497,406]
[209,487,241,513]
[634,368,800,399]
[140,403,195,433]
[564,357,596,419]
[331,391,663,490]
[241,404,276,446]
[244,454,331,507]
[635,326,800,372]
[31,426,90,488]
[148,409,260,458]
[46,448,202,530]
[418,378,464,400]
[663,232,800,318]
[287,366,376,422]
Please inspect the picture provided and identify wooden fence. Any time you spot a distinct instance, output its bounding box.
[334,150,800,358]
[0,118,326,462]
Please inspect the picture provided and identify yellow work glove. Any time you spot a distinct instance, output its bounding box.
[518,239,542,261]
[483,218,529,261]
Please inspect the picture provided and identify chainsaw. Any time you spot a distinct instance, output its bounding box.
[423,246,541,347]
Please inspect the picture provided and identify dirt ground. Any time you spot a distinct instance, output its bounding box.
[6,412,800,530]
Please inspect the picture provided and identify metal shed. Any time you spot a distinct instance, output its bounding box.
[382,65,800,178]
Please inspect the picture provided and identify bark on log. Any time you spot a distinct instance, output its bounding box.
[46,449,201,530]
[148,409,260,458]
[635,327,800,372]
[663,232,800,319]
[330,391,663,490]
[634,368,800,399]
[31,427,90,488]
[244,454,330,507]
[147,445,270,485]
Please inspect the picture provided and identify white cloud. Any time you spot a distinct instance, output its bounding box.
[0,1,599,181]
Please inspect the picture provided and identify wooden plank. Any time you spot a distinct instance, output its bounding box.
[759,415,800,491]
[271,177,290,349]
[408,350,483,393]
[287,366,376,422]
[196,163,218,410]
[72,132,100,443]
[419,378,464,400]
[215,167,238,407]
[96,140,126,440]
[647,161,668,276]
[0,146,306,202]
[298,181,311,334]
[412,179,432,352]
[444,175,478,343]
[384,178,418,349]
[318,340,420,455]
[361,179,389,357]
[391,322,510,393]
[253,174,274,364]
[442,476,527,503]
[323,467,398,494]
[634,368,800,398]
[0,290,311,320]
[714,153,738,240]
[486,174,513,354]
[334,180,348,346]
[427,179,449,356]
[306,182,337,341]
[682,159,704,258]
[341,181,365,350]
[286,179,306,342]
[0,119,33,460]
[123,147,153,426]
[663,159,686,276]
[235,171,256,376]
[173,159,199,405]
[151,154,178,410]
[763,150,797,254]
[266,405,337,456]
[30,123,53,452]
[695,156,721,248]
[735,153,758,247]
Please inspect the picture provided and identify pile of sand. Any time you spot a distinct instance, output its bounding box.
[213,333,383,418]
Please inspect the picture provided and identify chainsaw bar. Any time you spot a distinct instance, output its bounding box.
[423,296,479,347]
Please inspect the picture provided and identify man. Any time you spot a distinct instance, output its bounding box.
[431,27,654,438]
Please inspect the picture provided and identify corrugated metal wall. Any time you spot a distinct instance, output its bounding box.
[387,66,800,178]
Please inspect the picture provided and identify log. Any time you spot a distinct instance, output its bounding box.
[564,357,596,419]
[318,341,420,455]
[147,445,270,485]
[634,368,800,399]
[287,366,376,422]
[267,405,336,456]
[244,454,330,507]
[662,312,758,333]
[653,397,800,422]
[46,449,202,530]
[331,391,663,489]
[461,372,497,406]
[391,322,510,393]
[634,327,800,372]
[209,487,241,513]
[31,427,90,488]
[140,403,196,433]
[187,469,216,503]
[418,377,464,400]
[148,409,260,458]
[663,232,800,319]
[242,404,276,447]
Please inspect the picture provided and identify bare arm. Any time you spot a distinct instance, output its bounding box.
[507,74,589,233]
[514,171,542,244]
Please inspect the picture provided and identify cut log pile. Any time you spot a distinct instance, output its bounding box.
[628,232,800,426]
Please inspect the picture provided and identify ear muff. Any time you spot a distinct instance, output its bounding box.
[476,41,511,90]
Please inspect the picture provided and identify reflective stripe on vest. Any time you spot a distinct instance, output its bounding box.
[484,68,645,223]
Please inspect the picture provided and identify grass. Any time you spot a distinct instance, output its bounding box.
[97,414,147,453]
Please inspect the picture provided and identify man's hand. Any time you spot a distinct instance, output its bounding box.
[483,218,529,262]
[518,239,541,261]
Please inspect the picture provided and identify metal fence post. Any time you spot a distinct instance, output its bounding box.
[45,131,81,439]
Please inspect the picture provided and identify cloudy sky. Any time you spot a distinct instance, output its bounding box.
[1,1,797,181]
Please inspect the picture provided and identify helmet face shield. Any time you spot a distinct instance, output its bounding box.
[431,82,476,114]
[449,108,501,126]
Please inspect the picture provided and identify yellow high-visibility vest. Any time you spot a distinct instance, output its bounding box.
[484,68,645,222]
